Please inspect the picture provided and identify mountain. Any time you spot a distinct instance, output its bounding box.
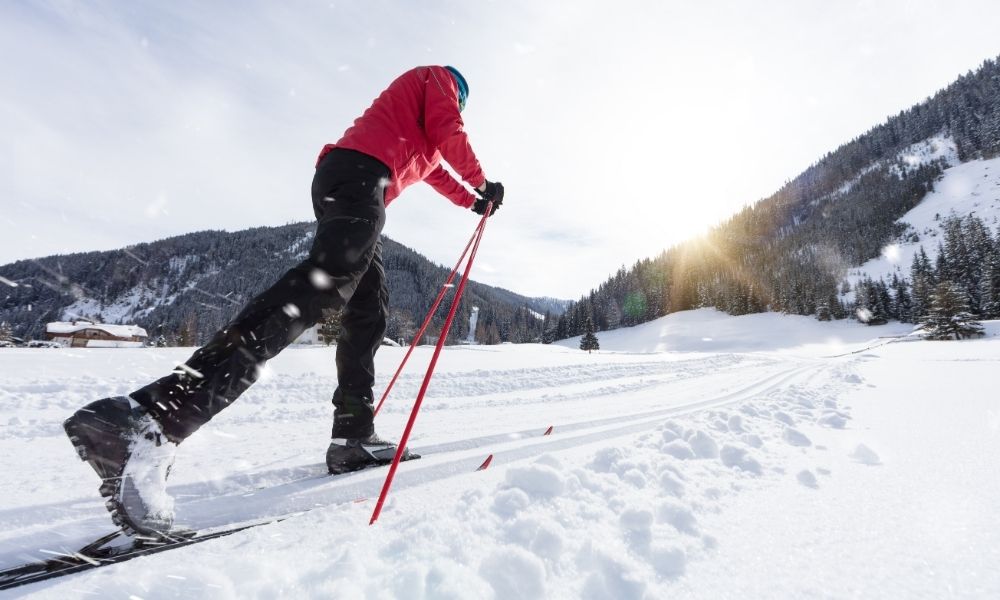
[552,55,1000,339]
[0,223,565,344]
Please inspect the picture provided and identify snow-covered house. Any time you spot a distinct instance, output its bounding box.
[45,321,148,348]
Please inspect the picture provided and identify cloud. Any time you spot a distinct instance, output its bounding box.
[4,1,1000,300]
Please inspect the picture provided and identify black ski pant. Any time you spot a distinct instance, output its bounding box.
[131,148,390,442]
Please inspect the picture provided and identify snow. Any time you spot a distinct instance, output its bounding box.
[889,135,959,177]
[2,309,999,597]
[846,152,1000,289]
[555,307,914,355]
[823,136,957,202]
[45,321,147,338]
[59,252,244,326]
[62,288,145,323]
[62,281,179,325]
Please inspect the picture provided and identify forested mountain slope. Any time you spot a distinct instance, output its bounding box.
[553,56,1000,339]
[0,223,564,345]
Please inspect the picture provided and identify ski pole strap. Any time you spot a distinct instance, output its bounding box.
[370,202,493,525]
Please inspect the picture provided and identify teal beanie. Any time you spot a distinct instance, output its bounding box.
[444,66,468,111]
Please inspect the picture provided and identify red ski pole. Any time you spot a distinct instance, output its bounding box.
[369,202,493,525]
[373,217,486,416]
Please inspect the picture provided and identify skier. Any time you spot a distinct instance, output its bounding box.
[62,65,504,535]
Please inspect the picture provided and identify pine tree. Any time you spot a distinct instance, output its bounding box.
[934,242,949,283]
[604,301,622,330]
[482,321,501,345]
[921,281,984,340]
[855,277,889,325]
[319,310,343,346]
[942,216,970,287]
[386,309,416,345]
[910,248,935,321]
[890,273,913,323]
[0,321,12,343]
[874,279,893,322]
[965,215,994,313]
[554,313,568,341]
[579,317,600,353]
[982,243,1000,318]
[177,313,199,347]
[816,303,832,321]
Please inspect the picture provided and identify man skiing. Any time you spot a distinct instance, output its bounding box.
[63,65,504,535]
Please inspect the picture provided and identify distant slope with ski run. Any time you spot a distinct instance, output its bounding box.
[845,136,1000,289]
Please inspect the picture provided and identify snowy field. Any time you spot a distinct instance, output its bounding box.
[1,308,998,598]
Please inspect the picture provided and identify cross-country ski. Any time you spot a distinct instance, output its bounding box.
[0,449,496,591]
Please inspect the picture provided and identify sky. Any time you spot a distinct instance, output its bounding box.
[2,1,999,300]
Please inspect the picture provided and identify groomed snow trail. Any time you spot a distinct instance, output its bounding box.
[0,348,804,564]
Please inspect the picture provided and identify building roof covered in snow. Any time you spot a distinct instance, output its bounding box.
[46,321,148,339]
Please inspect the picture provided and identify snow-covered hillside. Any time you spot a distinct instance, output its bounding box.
[1,310,998,598]
[833,135,958,201]
[555,308,913,354]
[846,141,1000,290]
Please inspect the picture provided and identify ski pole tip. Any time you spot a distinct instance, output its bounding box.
[476,454,494,471]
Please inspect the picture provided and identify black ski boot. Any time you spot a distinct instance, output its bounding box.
[326,388,419,474]
[64,397,184,536]
[326,433,419,474]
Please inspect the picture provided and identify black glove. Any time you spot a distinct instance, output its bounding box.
[472,181,504,216]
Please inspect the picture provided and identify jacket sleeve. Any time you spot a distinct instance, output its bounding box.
[424,67,487,189]
[424,165,477,208]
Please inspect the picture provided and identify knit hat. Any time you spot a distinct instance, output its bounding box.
[445,66,468,112]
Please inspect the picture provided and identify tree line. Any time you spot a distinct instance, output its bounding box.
[851,214,1000,324]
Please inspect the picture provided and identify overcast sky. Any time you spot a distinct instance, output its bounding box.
[2,1,999,299]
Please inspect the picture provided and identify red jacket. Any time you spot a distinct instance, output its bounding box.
[317,66,486,209]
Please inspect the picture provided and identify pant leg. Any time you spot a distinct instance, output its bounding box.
[330,241,388,438]
[131,149,389,442]
[336,240,388,394]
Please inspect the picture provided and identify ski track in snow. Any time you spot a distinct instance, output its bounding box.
[0,353,793,551]
[0,349,845,598]
[1,313,998,598]
[0,354,767,440]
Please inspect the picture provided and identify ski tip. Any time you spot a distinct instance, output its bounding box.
[476,454,494,471]
[543,425,554,436]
